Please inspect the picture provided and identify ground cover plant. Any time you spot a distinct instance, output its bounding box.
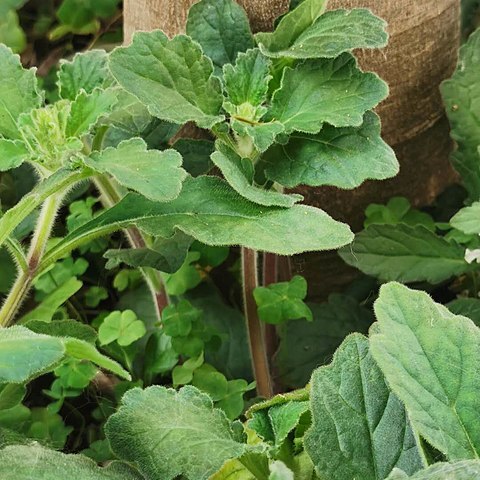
[0,0,479,478]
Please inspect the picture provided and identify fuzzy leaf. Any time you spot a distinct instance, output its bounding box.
[186,0,254,72]
[387,462,480,480]
[269,461,294,480]
[109,30,224,128]
[0,139,29,172]
[105,386,247,480]
[338,224,473,284]
[257,9,387,59]
[266,53,387,134]
[25,319,97,344]
[263,112,398,188]
[231,120,285,153]
[441,30,480,201]
[451,201,480,234]
[85,138,187,202]
[448,298,480,327]
[305,334,424,480]
[371,282,480,460]
[0,45,42,140]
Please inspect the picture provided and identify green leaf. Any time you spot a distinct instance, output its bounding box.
[57,49,115,100]
[173,139,214,177]
[98,310,147,347]
[275,294,373,388]
[387,461,480,480]
[84,286,108,308]
[0,384,26,410]
[109,30,224,128]
[0,326,65,383]
[211,143,302,207]
[162,300,200,337]
[0,139,29,172]
[0,45,43,140]
[231,120,285,153]
[338,224,473,284]
[55,359,97,389]
[25,319,97,344]
[186,0,254,73]
[85,138,187,202]
[0,0,28,16]
[253,275,312,324]
[255,0,327,58]
[0,444,143,479]
[47,176,353,258]
[162,251,202,296]
[371,282,480,460]
[257,9,387,59]
[0,10,26,54]
[263,111,398,188]
[105,386,247,480]
[451,201,480,234]
[192,364,229,402]
[172,353,204,385]
[211,459,255,480]
[448,298,480,327]
[269,461,294,480]
[266,54,388,134]
[441,30,480,201]
[304,334,424,480]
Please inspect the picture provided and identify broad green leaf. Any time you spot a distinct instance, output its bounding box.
[57,50,115,100]
[451,201,480,234]
[304,334,424,480]
[211,459,255,480]
[266,54,388,134]
[173,138,214,177]
[0,139,29,172]
[0,45,42,140]
[231,120,285,153]
[105,386,247,480]
[448,298,480,326]
[275,294,373,388]
[109,30,224,128]
[255,0,327,57]
[0,326,65,383]
[186,0,254,73]
[211,143,302,207]
[85,138,187,202]
[371,282,480,460]
[441,30,480,201]
[253,275,312,324]
[263,112,398,188]
[25,319,97,344]
[98,310,146,347]
[387,461,480,480]
[0,445,143,480]
[191,364,229,402]
[45,176,353,260]
[257,9,387,59]
[338,224,473,284]
[0,10,26,53]
[0,384,26,410]
[269,461,294,480]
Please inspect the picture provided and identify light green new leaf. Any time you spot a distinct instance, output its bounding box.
[0,326,65,383]
[109,30,224,128]
[0,445,143,480]
[263,111,398,188]
[231,119,285,153]
[451,201,480,234]
[387,461,480,480]
[255,0,327,57]
[186,0,254,72]
[105,386,247,480]
[253,275,312,324]
[0,139,29,172]
[371,282,480,460]
[338,224,473,284]
[0,10,26,54]
[45,176,353,259]
[0,45,43,140]
[258,9,387,59]
[211,143,302,207]
[85,138,187,202]
[441,30,480,201]
[304,334,424,480]
[269,461,294,480]
[98,310,146,347]
[266,54,388,134]
[58,49,115,100]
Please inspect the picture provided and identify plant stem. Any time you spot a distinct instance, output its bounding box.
[242,247,273,399]
[94,175,169,319]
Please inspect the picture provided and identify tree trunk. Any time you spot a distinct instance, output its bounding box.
[123,0,460,298]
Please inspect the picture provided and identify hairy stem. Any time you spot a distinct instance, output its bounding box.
[242,247,273,399]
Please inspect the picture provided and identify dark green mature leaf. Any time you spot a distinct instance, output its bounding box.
[451,201,480,234]
[57,50,115,100]
[304,334,424,480]
[0,139,29,172]
[263,112,398,188]
[45,176,353,260]
[448,298,480,327]
[173,138,214,177]
[105,386,247,480]
[0,45,43,140]
[186,0,254,72]
[85,138,187,202]
[0,445,143,480]
[339,224,473,284]
[387,461,480,479]
[25,320,97,344]
[441,30,480,201]
[211,143,302,207]
[371,282,480,460]
[257,8,387,59]
[266,54,387,134]
[109,30,224,128]
[275,294,373,388]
